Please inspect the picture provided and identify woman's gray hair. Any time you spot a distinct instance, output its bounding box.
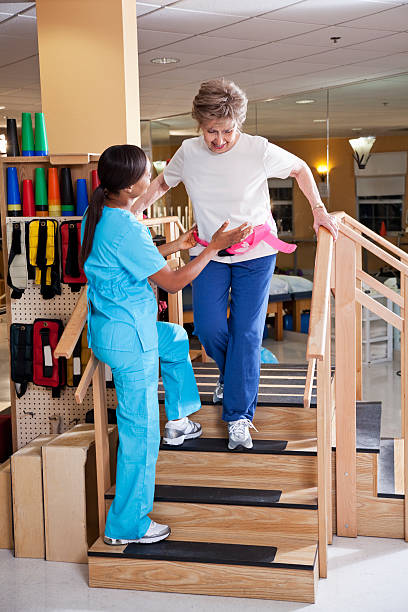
[192,79,248,128]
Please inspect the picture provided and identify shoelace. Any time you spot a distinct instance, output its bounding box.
[229,419,259,437]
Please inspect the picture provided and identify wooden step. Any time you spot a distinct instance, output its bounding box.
[378,438,404,499]
[88,536,318,602]
[104,484,318,544]
[159,404,317,440]
[156,438,317,490]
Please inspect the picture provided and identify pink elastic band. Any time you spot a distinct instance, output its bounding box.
[193,216,297,256]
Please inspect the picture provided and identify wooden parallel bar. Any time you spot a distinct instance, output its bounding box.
[141,216,180,228]
[54,288,87,358]
[402,274,408,541]
[92,361,111,537]
[339,223,408,276]
[356,269,404,308]
[306,228,334,360]
[316,358,327,577]
[343,213,408,264]
[304,359,316,409]
[75,353,99,404]
[335,232,357,537]
[355,237,363,402]
[355,288,403,331]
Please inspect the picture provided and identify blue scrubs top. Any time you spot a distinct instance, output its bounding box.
[82,207,166,353]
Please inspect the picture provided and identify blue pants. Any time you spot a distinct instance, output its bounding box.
[93,321,201,540]
[192,255,276,422]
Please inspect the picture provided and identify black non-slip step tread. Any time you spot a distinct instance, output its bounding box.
[159,437,317,456]
[90,537,317,571]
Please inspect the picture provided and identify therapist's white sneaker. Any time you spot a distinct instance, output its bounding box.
[228,418,258,450]
[213,379,224,404]
[104,521,171,545]
[162,417,202,446]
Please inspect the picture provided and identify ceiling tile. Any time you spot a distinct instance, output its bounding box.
[341,4,408,31]
[175,0,301,18]
[138,29,191,52]
[137,7,242,35]
[0,14,37,38]
[0,34,38,65]
[22,6,36,18]
[0,3,34,16]
[137,3,161,17]
[347,32,408,52]
[305,46,399,65]
[233,41,332,61]
[152,34,261,55]
[205,17,323,42]
[263,0,396,26]
[0,55,39,88]
[281,24,396,47]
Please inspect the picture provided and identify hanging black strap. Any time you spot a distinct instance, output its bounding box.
[36,221,49,295]
[65,223,80,278]
[14,326,27,381]
[72,335,82,387]
[39,327,53,378]
[26,222,35,280]
[7,223,24,299]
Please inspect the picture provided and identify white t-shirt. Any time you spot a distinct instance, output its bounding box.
[163,132,303,263]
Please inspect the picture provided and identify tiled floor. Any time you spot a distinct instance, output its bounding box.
[1,327,407,611]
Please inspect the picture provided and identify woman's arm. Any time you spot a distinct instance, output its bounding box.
[290,161,338,239]
[150,221,251,293]
[131,174,170,215]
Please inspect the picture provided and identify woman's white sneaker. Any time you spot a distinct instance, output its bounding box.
[213,379,224,404]
[162,416,202,446]
[228,418,258,450]
[104,520,171,545]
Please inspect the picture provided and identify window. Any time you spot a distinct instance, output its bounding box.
[268,178,293,235]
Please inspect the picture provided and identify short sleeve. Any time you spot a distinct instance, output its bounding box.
[117,223,166,281]
[163,144,184,188]
[263,141,303,179]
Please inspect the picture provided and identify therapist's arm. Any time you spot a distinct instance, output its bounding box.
[150,221,252,293]
[131,174,170,216]
[156,226,197,258]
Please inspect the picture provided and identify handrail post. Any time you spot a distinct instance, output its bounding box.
[335,232,357,537]
[325,303,333,545]
[317,356,328,577]
[402,273,408,541]
[165,220,183,326]
[92,360,111,537]
[355,238,363,401]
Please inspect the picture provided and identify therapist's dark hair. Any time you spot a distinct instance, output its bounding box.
[80,144,147,265]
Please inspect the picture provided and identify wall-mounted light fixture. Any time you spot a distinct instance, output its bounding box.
[152,160,167,174]
[316,164,328,182]
[349,136,376,169]
[315,163,329,198]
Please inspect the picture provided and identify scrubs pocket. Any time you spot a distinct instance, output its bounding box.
[92,320,136,352]
[135,320,158,352]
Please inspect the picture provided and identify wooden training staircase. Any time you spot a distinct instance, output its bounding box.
[55,213,408,603]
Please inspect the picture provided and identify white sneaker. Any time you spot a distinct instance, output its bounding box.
[213,379,224,404]
[104,520,171,545]
[162,416,202,446]
[228,418,258,450]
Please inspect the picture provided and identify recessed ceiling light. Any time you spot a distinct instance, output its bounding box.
[263,98,277,103]
[295,99,315,104]
[150,57,180,65]
[352,127,362,131]
[313,119,326,123]
[0,106,5,110]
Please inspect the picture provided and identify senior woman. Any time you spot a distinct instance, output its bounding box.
[134,79,338,450]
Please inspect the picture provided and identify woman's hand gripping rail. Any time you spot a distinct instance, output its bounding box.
[150,220,252,294]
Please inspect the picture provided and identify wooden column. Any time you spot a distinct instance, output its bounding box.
[36,0,140,153]
[335,233,357,537]
[355,241,363,401]
[165,221,183,326]
[316,358,327,578]
[325,304,333,545]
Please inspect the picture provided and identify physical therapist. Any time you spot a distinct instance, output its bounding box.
[135,79,338,451]
[81,144,251,545]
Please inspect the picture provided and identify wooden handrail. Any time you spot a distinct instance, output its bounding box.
[340,223,408,275]
[343,213,408,263]
[75,353,99,404]
[303,358,316,408]
[306,228,334,360]
[356,269,403,308]
[54,288,87,359]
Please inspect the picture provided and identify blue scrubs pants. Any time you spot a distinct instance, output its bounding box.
[192,255,276,423]
[93,321,201,540]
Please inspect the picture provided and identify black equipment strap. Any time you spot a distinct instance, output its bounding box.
[7,223,24,299]
[72,334,82,387]
[39,327,53,378]
[65,223,80,278]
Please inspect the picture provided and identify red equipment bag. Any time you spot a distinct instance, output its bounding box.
[60,221,86,292]
[33,318,66,397]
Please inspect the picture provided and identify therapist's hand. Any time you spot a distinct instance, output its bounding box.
[210,220,253,251]
[177,225,198,250]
